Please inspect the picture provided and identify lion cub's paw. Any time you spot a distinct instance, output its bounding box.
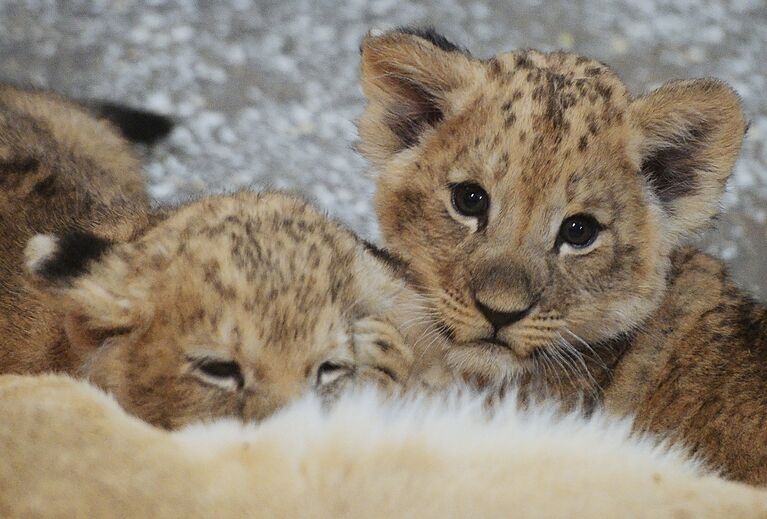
[352,317,414,393]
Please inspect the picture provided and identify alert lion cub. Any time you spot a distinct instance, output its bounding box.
[359,29,767,484]
[2,374,767,519]
[0,84,413,429]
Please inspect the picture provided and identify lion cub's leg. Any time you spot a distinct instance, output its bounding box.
[352,317,414,393]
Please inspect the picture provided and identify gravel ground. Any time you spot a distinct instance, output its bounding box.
[2,0,766,298]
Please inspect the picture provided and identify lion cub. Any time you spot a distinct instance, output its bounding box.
[0,84,413,429]
[23,192,414,429]
[359,29,767,484]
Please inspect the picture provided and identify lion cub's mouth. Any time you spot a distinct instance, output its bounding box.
[477,336,512,350]
[461,337,544,365]
[433,317,531,360]
[463,337,519,357]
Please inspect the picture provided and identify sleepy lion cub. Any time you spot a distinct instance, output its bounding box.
[2,374,767,519]
[0,84,414,428]
[20,192,415,429]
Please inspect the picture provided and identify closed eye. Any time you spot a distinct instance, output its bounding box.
[316,361,353,387]
[187,356,244,390]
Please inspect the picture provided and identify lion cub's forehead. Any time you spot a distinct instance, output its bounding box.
[134,194,362,347]
[475,51,631,146]
[433,50,635,199]
[485,50,631,109]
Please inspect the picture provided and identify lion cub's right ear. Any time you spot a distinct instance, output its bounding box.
[358,28,480,167]
[25,231,151,358]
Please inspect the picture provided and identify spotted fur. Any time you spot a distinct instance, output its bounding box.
[358,29,766,484]
[1,84,413,429]
[21,192,417,429]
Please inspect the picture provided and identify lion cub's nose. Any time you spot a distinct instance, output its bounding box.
[475,300,533,330]
[470,260,539,330]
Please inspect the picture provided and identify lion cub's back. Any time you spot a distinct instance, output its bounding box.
[0,84,151,374]
[0,84,150,228]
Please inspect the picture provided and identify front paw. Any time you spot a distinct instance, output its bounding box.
[352,317,414,393]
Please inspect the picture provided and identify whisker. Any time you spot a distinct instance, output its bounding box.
[563,328,610,372]
[547,342,578,391]
[557,334,601,403]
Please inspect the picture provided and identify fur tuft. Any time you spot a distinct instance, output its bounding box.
[27,230,111,282]
[4,375,767,518]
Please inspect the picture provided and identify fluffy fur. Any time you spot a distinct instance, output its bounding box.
[0,83,414,429]
[358,29,767,484]
[3,374,767,519]
[0,83,158,376]
[20,192,416,429]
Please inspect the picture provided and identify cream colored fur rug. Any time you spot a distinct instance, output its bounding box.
[1,374,765,518]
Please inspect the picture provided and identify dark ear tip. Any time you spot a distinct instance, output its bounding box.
[89,101,175,145]
[26,230,112,283]
[394,26,466,54]
[362,26,467,55]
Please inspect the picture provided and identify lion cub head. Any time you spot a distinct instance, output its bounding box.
[359,28,746,382]
[25,192,408,428]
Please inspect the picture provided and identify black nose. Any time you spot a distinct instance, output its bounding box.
[475,300,532,330]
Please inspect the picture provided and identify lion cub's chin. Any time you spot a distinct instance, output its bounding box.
[443,341,534,383]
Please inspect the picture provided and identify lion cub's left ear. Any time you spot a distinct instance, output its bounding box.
[628,79,747,240]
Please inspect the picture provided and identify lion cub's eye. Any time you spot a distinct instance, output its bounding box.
[189,357,244,390]
[451,182,490,218]
[200,360,242,379]
[558,214,601,249]
[316,361,353,386]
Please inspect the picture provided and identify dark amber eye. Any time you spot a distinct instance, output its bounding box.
[451,182,490,217]
[558,215,601,248]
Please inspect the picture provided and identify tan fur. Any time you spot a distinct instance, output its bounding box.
[0,83,152,376]
[0,84,413,429]
[3,374,767,519]
[359,30,767,484]
[22,191,414,429]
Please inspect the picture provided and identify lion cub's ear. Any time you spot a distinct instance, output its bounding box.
[359,28,479,166]
[629,79,747,240]
[25,231,151,358]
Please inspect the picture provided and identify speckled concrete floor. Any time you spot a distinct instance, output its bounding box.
[1,0,766,298]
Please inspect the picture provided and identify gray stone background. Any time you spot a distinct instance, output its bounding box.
[1,0,766,298]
